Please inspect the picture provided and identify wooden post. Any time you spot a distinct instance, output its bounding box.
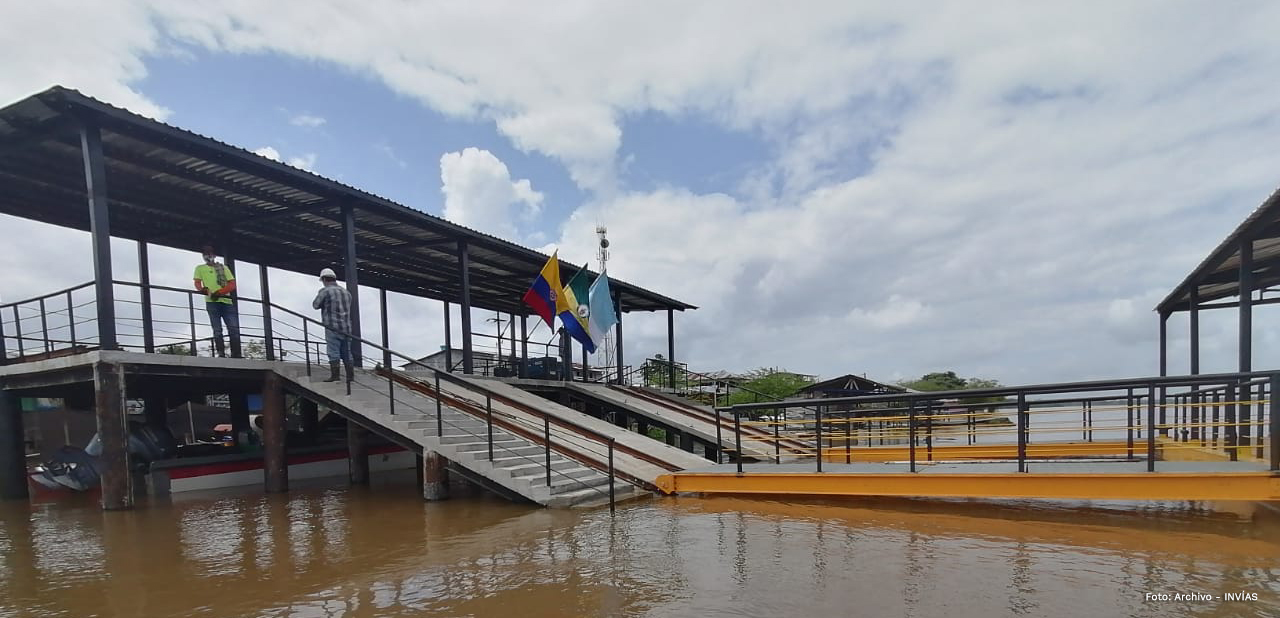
[422,451,450,501]
[0,390,26,500]
[95,362,132,510]
[347,422,369,485]
[262,372,287,493]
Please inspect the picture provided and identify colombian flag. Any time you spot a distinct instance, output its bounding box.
[522,251,564,328]
[559,264,596,353]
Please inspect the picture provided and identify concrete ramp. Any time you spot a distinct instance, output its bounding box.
[452,375,711,477]
[565,381,778,460]
[620,385,812,456]
[278,364,647,508]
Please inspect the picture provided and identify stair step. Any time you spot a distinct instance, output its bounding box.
[547,483,642,508]
[439,433,521,445]
[454,444,544,458]
[510,465,597,481]
[541,471,611,491]
[283,370,656,509]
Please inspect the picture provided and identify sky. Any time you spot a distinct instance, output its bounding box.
[3,1,1280,387]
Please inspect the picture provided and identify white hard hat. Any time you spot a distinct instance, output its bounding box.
[319,268,337,280]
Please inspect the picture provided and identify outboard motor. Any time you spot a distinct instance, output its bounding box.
[31,423,179,492]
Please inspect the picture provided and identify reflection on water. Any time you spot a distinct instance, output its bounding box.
[0,476,1277,617]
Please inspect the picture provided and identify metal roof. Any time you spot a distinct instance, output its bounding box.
[0,86,695,315]
[1157,186,1280,313]
[797,373,907,396]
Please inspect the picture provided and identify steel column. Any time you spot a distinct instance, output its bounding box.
[520,315,528,378]
[379,288,391,369]
[667,308,675,389]
[81,121,116,350]
[443,301,452,372]
[458,241,473,374]
[1271,374,1280,471]
[1189,288,1200,375]
[0,294,9,364]
[582,343,589,381]
[614,292,624,384]
[1158,311,1168,434]
[0,391,26,500]
[341,203,362,364]
[561,329,572,381]
[223,245,242,358]
[137,241,154,352]
[1239,241,1254,454]
[94,362,131,510]
[1240,239,1254,373]
[259,264,275,360]
[262,371,287,493]
[1017,392,1027,473]
[1147,384,1158,471]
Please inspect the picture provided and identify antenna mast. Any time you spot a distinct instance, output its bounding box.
[595,225,615,371]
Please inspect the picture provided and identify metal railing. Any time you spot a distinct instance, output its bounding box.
[715,372,1280,474]
[1,280,631,509]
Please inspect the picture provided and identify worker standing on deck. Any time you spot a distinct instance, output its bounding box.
[313,268,353,382]
[193,244,239,358]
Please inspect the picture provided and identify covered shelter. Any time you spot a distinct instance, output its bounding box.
[0,85,696,507]
[0,85,694,376]
[797,374,908,399]
[1156,186,1280,377]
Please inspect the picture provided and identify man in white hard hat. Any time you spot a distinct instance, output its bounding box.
[312,268,353,382]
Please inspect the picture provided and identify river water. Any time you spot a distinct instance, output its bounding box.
[1,474,1277,618]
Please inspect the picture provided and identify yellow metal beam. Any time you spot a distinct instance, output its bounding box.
[654,471,1280,502]
[823,441,1138,462]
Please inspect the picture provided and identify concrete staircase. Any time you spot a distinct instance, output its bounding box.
[276,364,642,508]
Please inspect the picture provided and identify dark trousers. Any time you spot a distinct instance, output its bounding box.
[205,302,240,356]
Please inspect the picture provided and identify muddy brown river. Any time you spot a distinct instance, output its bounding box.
[1,474,1277,617]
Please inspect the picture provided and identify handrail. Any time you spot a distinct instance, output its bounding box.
[713,370,1279,474]
[641,356,793,406]
[0,281,95,310]
[385,369,653,487]
[725,371,1280,412]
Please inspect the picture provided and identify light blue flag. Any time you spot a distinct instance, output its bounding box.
[587,273,618,348]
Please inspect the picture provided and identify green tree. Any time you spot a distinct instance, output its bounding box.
[899,371,1005,405]
[200,339,286,360]
[900,371,967,391]
[724,368,814,406]
[157,343,190,355]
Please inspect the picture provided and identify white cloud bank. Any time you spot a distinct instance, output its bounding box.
[4,2,1280,384]
[440,148,544,241]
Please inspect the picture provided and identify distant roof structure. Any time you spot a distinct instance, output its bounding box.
[0,86,696,316]
[797,374,908,397]
[1157,186,1280,314]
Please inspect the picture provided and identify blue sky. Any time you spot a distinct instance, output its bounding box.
[137,48,587,226]
[3,2,1280,385]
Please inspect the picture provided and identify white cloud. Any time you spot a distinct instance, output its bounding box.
[287,153,317,171]
[289,113,326,128]
[0,0,168,118]
[252,146,315,171]
[253,146,281,161]
[4,2,1280,386]
[439,148,544,240]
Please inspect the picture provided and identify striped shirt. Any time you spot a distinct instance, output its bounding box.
[312,284,352,332]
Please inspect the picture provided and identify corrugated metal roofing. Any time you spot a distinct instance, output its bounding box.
[1157,186,1280,313]
[0,85,695,315]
